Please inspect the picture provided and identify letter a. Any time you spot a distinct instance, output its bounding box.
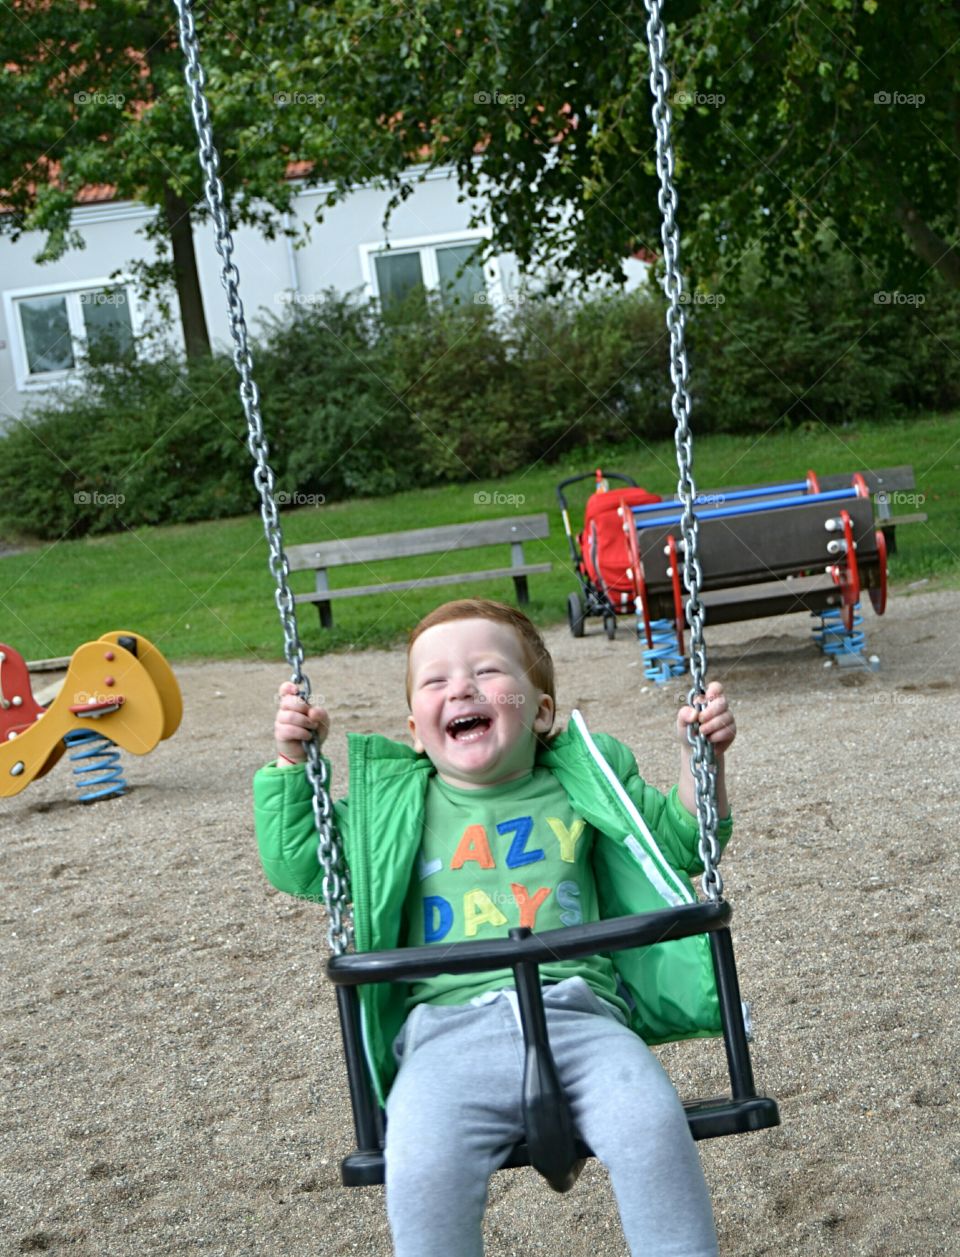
[463,890,507,937]
[451,824,495,870]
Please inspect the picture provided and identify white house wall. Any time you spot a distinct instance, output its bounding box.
[0,167,509,429]
[1,165,642,430]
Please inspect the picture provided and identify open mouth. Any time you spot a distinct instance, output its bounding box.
[446,714,493,742]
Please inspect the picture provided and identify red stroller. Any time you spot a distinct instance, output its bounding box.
[557,469,662,638]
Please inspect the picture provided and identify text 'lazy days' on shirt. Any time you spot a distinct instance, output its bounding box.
[403,765,625,1015]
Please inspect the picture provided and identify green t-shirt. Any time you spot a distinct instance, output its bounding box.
[403,766,625,1015]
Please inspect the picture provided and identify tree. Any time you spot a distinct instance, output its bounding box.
[0,1,305,357]
[261,0,960,293]
[5,0,957,366]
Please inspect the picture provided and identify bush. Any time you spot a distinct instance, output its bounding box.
[2,263,959,540]
[0,355,252,540]
[686,250,960,430]
[254,294,426,499]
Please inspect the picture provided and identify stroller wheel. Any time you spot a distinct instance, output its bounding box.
[603,613,617,641]
[567,592,586,638]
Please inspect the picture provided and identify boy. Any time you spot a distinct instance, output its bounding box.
[254,599,736,1256]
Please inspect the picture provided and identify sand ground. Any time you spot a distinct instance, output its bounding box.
[2,588,958,1256]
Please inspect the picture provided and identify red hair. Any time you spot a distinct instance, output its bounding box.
[406,599,558,741]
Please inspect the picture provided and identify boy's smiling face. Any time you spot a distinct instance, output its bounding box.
[407,617,555,790]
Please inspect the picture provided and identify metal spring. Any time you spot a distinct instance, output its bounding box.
[643,618,687,685]
[62,729,127,803]
[812,604,867,657]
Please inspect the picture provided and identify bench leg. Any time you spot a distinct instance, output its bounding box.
[513,575,530,606]
[317,601,334,629]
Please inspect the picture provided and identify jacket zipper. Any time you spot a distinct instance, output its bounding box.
[569,709,693,907]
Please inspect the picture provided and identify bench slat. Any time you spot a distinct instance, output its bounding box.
[817,465,915,493]
[295,564,552,603]
[287,514,550,571]
[876,512,927,527]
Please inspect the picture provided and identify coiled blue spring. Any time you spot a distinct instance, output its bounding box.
[642,618,687,685]
[62,728,127,802]
[812,604,866,658]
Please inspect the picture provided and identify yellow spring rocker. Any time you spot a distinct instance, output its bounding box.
[0,631,181,801]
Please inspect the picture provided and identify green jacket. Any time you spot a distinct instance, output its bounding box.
[254,709,731,1105]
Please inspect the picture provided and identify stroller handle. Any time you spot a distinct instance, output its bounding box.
[555,470,638,511]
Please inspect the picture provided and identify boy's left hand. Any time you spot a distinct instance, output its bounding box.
[677,681,736,756]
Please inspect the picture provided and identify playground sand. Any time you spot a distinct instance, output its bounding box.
[2,587,958,1257]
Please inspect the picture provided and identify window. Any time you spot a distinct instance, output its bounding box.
[361,233,496,313]
[4,281,137,390]
[434,242,486,304]
[373,251,426,312]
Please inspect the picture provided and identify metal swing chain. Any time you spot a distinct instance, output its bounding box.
[172,0,352,952]
[644,0,723,900]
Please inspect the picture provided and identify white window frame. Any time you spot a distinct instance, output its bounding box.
[2,277,141,392]
[358,230,501,307]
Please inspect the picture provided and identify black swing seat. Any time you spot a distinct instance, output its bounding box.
[328,900,780,1190]
[341,1097,782,1189]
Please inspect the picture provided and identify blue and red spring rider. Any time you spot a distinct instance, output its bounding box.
[559,467,924,681]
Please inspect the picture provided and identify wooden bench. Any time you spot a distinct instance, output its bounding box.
[817,464,926,554]
[288,514,552,628]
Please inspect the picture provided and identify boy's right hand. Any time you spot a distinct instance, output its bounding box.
[275,681,329,763]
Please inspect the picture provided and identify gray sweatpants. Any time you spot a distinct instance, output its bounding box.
[384,977,719,1257]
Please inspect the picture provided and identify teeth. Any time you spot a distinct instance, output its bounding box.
[447,714,490,737]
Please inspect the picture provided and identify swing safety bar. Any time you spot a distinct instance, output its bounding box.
[628,476,818,516]
[328,901,780,1190]
[631,485,859,530]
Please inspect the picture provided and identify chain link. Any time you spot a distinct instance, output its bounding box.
[644,0,723,900]
[173,0,352,951]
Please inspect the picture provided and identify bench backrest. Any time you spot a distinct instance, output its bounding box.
[817,465,915,494]
[286,513,550,572]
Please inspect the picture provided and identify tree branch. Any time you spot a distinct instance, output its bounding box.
[890,194,960,289]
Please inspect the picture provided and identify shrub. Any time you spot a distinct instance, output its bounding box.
[2,264,959,541]
[686,250,960,430]
[0,355,252,540]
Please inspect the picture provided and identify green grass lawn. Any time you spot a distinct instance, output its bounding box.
[2,411,957,664]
